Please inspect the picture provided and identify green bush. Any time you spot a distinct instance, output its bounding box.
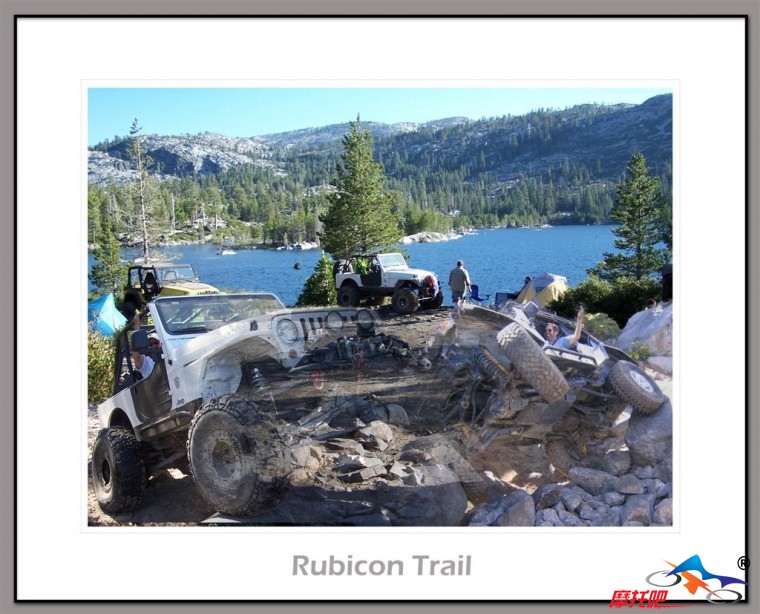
[582,312,621,342]
[296,251,337,307]
[88,324,115,404]
[547,275,661,328]
[629,341,653,362]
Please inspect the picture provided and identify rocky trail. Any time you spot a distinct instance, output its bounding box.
[88,305,673,527]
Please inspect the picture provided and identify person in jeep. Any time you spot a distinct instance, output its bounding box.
[544,307,585,350]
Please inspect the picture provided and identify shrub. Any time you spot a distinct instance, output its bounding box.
[629,341,653,362]
[296,251,337,307]
[547,275,661,328]
[582,312,621,342]
[88,324,115,404]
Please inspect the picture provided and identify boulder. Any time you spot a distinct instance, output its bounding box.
[495,491,536,527]
[647,356,673,375]
[402,435,490,504]
[621,494,656,526]
[615,303,673,356]
[568,467,618,496]
[377,463,468,526]
[626,401,673,466]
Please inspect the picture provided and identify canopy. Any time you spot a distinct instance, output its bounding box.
[516,272,569,307]
[88,293,127,337]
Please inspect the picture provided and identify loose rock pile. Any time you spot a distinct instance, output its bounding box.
[210,388,672,527]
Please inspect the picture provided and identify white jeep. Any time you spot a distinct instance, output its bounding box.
[91,292,380,517]
[334,252,443,314]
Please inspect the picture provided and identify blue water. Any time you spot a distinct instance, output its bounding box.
[91,226,617,307]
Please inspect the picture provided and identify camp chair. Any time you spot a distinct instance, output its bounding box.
[469,284,490,303]
[494,292,511,309]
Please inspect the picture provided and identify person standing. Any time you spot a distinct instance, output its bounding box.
[448,260,472,303]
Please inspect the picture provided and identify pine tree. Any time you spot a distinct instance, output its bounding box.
[589,153,668,281]
[89,224,127,300]
[296,251,337,306]
[127,118,155,262]
[319,117,402,261]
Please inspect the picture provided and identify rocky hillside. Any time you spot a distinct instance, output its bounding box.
[88,96,671,189]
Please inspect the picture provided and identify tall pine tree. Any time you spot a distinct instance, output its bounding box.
[319,117,401,261]
[589,153,668,281]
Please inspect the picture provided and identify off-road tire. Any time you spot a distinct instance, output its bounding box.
[496,323,569,403]
[337,284,360,308]
[187,395,291,516]
[430,291,444,309]
[391,287,420,315]
[91,427,147,514]
[609,361,667,415]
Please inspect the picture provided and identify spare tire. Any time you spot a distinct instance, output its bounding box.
[609,361,667,415]
[188,395,291,516]
[496,323,569,403]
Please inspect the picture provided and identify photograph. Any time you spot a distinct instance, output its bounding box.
[11,13,751,605]
[86,86,676,530]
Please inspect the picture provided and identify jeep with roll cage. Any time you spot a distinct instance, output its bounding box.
[334,252,444,315]
[122,262,221,317]
[428,301,668,474]
[91,291,388,516]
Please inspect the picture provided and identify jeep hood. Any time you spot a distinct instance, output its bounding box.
[396,268,438,281]
[161,280,219,294]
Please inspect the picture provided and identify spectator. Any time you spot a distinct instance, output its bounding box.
[545,307,585,350]
[130,313,155,380]
[448,260,472,303]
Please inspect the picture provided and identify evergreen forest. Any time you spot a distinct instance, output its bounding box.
[87,94,672,248]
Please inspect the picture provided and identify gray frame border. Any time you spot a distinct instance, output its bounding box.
[2,2,756,613]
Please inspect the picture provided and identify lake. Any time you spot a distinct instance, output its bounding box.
[91,226,617,307]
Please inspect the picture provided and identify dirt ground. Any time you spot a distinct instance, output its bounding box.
[87,306,672,527]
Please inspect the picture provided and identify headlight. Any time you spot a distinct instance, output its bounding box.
[275,318,300,344]
[326,311,344,332]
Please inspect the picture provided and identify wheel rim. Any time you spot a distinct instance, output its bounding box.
[207,430,241,480]
[630,369,655,393]
[99,458,113,493]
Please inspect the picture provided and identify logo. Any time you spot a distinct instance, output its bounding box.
[610,555,748,608]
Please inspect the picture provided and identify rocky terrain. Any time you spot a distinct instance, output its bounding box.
[87,303,673,528]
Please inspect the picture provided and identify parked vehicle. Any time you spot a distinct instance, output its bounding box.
[334,252,443,314]
[122,263,220,317]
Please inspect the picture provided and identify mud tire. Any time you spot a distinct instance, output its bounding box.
[337,284,360,308]
[187,395,291,516]
[91,427,147,514]
[391,287,419,315]
[496,323,569,403]
[429,291,444,309]
[609,361,667,415]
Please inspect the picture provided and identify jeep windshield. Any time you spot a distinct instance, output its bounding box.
[154,293,286,335]
[156,265,199,283]
[377,253,408,270]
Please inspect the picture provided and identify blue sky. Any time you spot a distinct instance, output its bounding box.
[88,87,672,146]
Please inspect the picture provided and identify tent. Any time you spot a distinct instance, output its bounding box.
[516,272,569,307]
[88,293,127,337]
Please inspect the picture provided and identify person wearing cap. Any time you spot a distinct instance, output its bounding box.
[129,314,159,380]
